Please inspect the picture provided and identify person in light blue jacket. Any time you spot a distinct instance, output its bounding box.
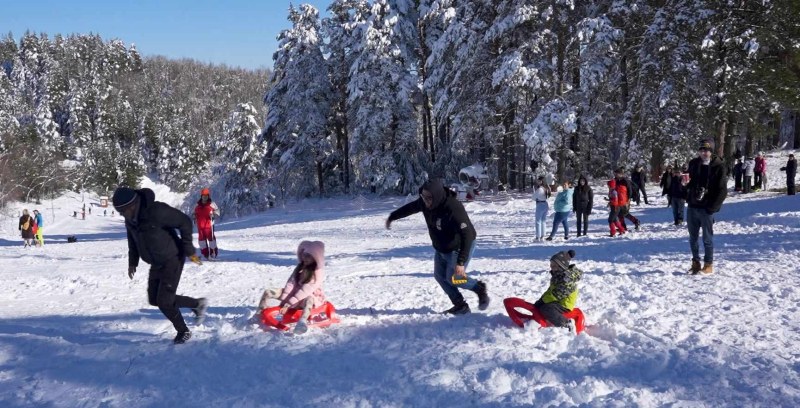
[33,209,44,246]
[547,180,574,241]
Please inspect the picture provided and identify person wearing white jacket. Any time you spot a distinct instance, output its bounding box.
[533,177,551,241]
[743,157,755,194]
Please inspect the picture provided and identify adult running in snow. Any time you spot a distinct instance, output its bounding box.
[194,188,220,260]
[385,179,489,315]
[113,187,209,344]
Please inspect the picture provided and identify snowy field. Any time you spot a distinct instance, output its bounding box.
[1,153,799,407]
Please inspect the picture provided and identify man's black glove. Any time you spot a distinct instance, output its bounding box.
[128,266,136,280]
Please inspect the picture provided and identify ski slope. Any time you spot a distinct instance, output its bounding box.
[1,152,798,407]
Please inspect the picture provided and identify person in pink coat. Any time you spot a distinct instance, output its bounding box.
[258,240,326,334]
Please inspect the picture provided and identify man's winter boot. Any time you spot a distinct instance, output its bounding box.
[689,259,701,274]
[173,331,192,344]
[442,302,470,315]
[193,298,209,325]
[475,281,490,311]
[700,262,713,275]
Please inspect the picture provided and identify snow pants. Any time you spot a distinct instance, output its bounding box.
[534,299,570,327]
[147,257,200,333]
[35,226,44,246]
[198,226,217,258]
[433,241,477,306]
[258,288,313,321]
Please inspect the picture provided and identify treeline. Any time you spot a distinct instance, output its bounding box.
[0,32,268,207]
[264,0,800,199]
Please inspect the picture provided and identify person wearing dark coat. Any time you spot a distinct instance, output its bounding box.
[733,159,743,192]
[780,154,797,195]
[113,187,208,344]
[19,209,35,247]
[681,139,728,275]
[572,175,593,237]
[386,179,489,315]
[660,165,673,206]
[667,168,686,225]
[631,165,649,205]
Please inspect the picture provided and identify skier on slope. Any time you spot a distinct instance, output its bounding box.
[194,188,220,260]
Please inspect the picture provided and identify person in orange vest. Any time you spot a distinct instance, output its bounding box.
[193,188,221,259]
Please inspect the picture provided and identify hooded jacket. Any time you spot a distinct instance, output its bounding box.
[124,188,196,268]
[194,199,220,229]
[540,264,583,310]
[388,180,477,265]
[744,158,755,177]
[278,240,327,309]
[553,186,574,213]
[684,155,728,213]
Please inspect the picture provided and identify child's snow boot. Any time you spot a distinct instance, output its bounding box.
[293,321,308,334]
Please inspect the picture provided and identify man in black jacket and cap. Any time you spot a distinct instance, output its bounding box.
[113,186,208,344]
[385,179,489,315]
[681,139,728,275]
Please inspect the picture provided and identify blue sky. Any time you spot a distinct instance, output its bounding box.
[0,0,333,70]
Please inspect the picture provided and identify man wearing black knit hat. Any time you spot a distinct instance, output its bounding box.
[113,186,208,344]
[680,139,728,275]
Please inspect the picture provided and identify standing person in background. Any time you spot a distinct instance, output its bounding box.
[547,180,574,241]
[733,158,743,192]
[682,139,728,275]
[668,168,686,226]
[33,209,44,247]
[19,209,35,247]
[386,179,489,315]
[660,165,673,206]
[754,152,766,191]
[533,177,551,241]
[194,188,221,260]
[114,186,208,344]
[780,153,797,195]
[631,165,649,205]
[743,156,755,194]
[606,180,626,237]
[572,176,593,237]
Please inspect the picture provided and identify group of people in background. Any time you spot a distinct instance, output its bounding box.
[18,209,44,247]
[732,152,768,194]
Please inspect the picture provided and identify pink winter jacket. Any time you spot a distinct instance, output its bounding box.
[279,241,327,309]
[755,157,766,173]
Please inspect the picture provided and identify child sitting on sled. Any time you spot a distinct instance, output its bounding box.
[258,240,327,334]
[504,250,583,332]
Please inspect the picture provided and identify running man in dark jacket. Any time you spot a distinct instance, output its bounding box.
[386,179,489,315]
[113,187,209,344]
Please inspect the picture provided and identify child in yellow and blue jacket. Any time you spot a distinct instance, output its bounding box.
[534,250,582,329]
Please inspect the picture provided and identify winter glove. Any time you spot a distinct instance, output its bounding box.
[128,266,136,280]
[189,254,203,265]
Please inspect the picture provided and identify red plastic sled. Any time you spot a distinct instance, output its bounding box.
[503,297,585,334]
[260,301,340,332]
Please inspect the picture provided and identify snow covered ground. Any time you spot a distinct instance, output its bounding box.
[1,152,798,407]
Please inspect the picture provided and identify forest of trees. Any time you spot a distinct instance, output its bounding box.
[2,0,799,215]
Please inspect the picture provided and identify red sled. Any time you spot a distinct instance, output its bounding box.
[503,297,585,334]
[260,301,340,332]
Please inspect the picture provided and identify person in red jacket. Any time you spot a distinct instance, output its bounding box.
[194,188,220,259]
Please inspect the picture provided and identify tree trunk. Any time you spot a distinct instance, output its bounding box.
[316,160,324,196]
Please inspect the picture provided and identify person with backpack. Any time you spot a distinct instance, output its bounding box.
[113,187,208,344]
[193,188,220,260]
[19,209,35,247]
[572,175,593,237]
[385,179,489,315]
